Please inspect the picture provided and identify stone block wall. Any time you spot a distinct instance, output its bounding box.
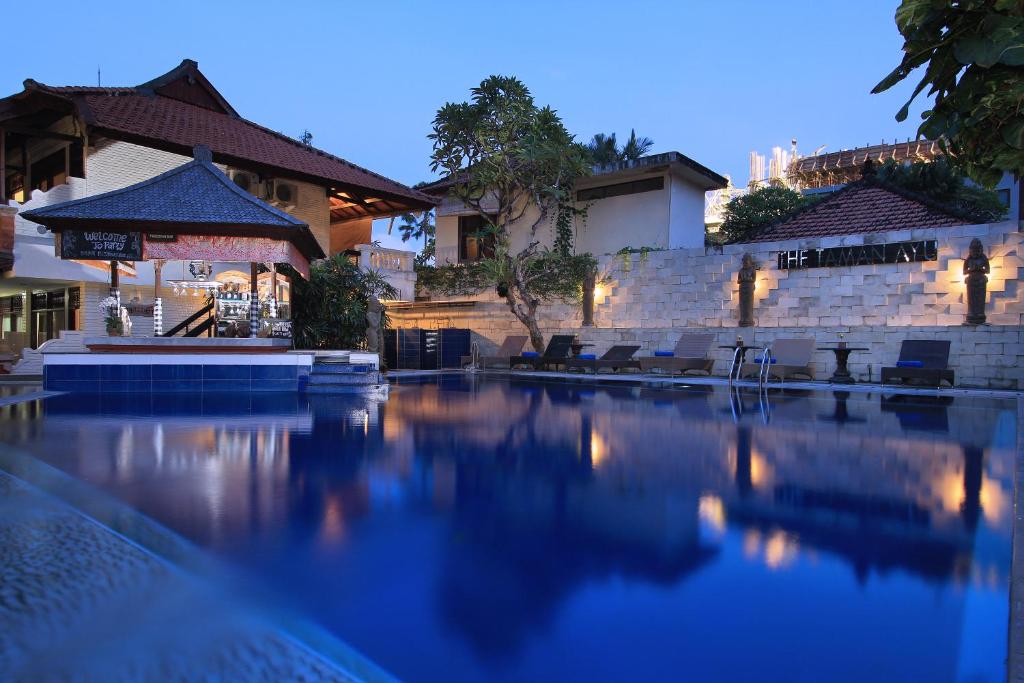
[390,220,1023,388]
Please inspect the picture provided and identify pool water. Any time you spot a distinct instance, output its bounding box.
[0,377,1017,682]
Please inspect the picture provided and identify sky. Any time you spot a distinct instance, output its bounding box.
[2,0,929,251]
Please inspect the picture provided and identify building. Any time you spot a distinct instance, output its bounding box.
[420,151,727,265]
[0,60,433,367]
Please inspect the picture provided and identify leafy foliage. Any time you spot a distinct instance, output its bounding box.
[873,0,1024,186]
[280,254,397,350]
[392,210,436,266]
[719,185,812,243]
[428,75,595,351]
[586,129,655,165]
[877,158,1007,221]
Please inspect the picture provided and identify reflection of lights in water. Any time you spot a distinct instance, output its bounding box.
[698,494,726,533]
[938,469,1010,527]
[320,497,346,543]
[742,528,799,570]
[763,531,798,570]
[749,451,771,488]
[116,425,134,475]
[590,432,608,468]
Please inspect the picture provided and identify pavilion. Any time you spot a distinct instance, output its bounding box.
[20,145,323,346]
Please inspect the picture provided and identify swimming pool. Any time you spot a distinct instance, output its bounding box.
[0,377,1017,682]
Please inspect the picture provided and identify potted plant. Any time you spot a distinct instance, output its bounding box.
[99,296,123,336]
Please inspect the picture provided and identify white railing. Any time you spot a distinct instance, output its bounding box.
[355,244,418,301]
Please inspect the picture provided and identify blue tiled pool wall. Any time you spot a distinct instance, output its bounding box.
[44,364,310,393]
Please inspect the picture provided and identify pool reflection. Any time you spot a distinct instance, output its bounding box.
[0,378,1015,683]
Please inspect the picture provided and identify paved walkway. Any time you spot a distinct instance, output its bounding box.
[0,469,361,682]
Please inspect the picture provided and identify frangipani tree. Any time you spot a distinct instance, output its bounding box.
[426,76,596,351]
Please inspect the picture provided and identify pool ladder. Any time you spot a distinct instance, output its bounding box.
[727,344,773,390]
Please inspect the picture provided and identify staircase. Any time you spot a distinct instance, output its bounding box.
[302,361,389,395]
[11,331,87,376]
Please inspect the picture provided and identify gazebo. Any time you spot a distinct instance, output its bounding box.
[20,145,324,343]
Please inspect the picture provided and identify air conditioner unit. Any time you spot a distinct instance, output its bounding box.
[271,181,299,210]
[228,170,259,195]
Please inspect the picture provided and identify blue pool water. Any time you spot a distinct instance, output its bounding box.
[0,377,1017,682]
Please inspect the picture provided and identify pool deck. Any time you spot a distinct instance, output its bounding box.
[388,368,1024,400]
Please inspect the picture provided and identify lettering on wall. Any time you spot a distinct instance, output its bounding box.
[776,240,938,270]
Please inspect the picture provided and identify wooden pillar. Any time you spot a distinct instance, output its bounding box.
[21,141,29,203]
[0,128,6,203]
[249,262,259,337]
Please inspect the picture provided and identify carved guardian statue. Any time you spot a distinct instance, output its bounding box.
[738,253,757,327]
[366,296,384,353]
[963,238,990,325]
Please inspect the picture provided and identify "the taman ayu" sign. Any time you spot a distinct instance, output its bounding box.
[776,239,937,270]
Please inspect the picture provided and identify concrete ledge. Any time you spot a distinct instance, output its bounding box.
[83,337,293,353]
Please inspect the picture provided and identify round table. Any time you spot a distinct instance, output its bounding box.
[817,346,869,383]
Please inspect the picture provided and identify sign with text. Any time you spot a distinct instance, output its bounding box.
[776,240,937,270]
[145,233,178,243]
[60,230,143,261]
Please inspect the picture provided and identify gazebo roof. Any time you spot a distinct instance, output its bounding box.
[20,146,325,261]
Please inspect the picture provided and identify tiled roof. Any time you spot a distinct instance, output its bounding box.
[18,61,436,215]
[743,179,971,243]
[20,149,323,259]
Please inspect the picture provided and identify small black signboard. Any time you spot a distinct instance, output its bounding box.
[60,230,143,261]
[776,239,937,270]
[146,233,178,243]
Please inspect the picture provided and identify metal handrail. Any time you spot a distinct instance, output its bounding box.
[757,345,773,389]
[728,346,743,385]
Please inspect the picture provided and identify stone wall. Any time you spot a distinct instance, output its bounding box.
[390,220,1024,388]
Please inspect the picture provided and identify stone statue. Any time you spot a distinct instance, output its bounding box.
[963,238,990,325]
[365,296,384,353]
[737,253,757,327]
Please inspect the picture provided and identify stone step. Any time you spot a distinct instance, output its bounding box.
[310,363,374,374]
[306,372,379,386]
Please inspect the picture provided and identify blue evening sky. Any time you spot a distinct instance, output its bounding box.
[3,0,927,250]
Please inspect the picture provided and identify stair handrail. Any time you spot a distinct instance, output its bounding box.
[162,302,214,337]
[728,345,744,385]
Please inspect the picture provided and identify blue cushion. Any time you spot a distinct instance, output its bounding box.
[896,360,924,368]
[753,356,777,364]
[522,351,539,358]
[654,351,674,357]
[578,354,596,360]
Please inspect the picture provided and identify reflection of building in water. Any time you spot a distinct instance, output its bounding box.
[380,382,1012,589]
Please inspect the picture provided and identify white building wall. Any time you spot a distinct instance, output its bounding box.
[574,172,670,254]
[667,174,707,249]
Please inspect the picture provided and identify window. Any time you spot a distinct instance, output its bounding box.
[577,176,664,202]
[458,214,496,262]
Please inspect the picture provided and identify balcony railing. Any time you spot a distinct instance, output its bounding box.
[355,244,418,301]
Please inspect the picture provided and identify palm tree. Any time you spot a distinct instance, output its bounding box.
[621,129,654,160]
[586,133,620,165]
[586,129,654,164]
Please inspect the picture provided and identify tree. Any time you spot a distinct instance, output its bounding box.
[392,209,436,266]
[873,0,1024,186]
[719,185,809,243]
[281,254,397,350]
[586,128,655,165]
[877,157,1007,221]
[426,75,596,352]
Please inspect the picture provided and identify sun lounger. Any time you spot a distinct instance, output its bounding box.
[741,338,814,382]
[479,335,529,368]
[565,345,641,373]
[510,334,576,370]
[881,340,954,387]
[639,333,715,376]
